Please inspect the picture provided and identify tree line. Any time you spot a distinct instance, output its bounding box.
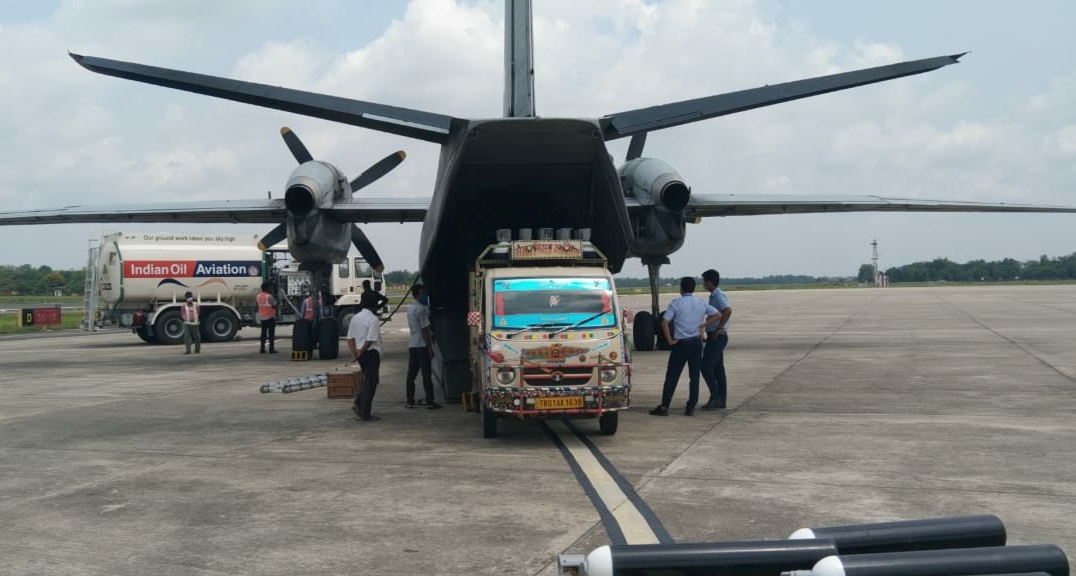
[0,265,85,296]
[5,253,1074,296]
[878,252,1076,283]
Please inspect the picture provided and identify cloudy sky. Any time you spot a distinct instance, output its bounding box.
[1,0,1074,278]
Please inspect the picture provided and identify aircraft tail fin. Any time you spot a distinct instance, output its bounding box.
[503,0,536,117]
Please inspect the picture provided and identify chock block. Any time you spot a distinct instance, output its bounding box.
[291,350,310,361]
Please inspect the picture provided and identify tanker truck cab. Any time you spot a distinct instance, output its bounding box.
[470,230,632,438]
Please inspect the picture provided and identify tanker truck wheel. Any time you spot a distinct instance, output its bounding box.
[202,310,239,342]
[154,310,185,345]
[336,307,359,337]
[318,318,340,360]
[135,325,156,344]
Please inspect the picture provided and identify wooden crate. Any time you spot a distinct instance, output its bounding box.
[326,367,364,399]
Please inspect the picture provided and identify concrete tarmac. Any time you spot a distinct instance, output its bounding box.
[1,285,1073,575]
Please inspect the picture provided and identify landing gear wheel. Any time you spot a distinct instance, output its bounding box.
[655,310,672,351]
[633,311,655,352]
[154,310,185,345]
[135,325,155,344]
[481,403,498,439]
[599,412,619,435]
[318,318,340,360]
[202,310,239,342]
[292,319,314,352]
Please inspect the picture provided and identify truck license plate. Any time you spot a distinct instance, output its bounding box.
[535,397,584,410]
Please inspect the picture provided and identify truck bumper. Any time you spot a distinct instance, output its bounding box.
[483,385,631,419]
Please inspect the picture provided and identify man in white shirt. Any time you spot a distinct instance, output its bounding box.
[405,284,441,409]
[347,292,383,421]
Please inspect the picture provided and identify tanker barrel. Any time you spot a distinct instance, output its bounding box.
[789,515,1006,555]
[577,539,840,576]
[811,545,1068,576]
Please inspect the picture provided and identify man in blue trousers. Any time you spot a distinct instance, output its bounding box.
[650,277,720,417]
[700,269,733,410]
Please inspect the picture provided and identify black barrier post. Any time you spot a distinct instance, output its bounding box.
[564,539,840,576]
[790,515,1007,555]
[812,545,1069,576]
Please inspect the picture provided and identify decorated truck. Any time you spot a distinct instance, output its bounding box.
[93,232,382,345]
[468,228,632,438]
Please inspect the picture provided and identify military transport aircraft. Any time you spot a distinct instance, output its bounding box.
[2,0,1074,399]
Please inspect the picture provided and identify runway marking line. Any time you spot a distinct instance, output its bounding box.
[541,420,672,546]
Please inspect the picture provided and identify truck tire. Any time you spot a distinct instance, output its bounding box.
[633,311,655,351]
[655,310,672,351]
[318,318,340,360]
[202,309,239,342]
[336,307,359,337]
[481,403,498,439]
[135,325,156,344]
[599,412,619,436]
[154,310,185,345]
[292,319,314,352]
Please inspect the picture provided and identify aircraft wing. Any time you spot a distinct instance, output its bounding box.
[655,194,1076,219]
[601,53,964,140]
[69,53,458,144]
[0,198,429,226]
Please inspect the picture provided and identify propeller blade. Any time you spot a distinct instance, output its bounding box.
[258,223,288,251]
[351,225,385,273]
[280,126,314,164]
[349,150,407,193]
[626,132,647,161]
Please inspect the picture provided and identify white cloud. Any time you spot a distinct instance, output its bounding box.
[1,0,1074,278]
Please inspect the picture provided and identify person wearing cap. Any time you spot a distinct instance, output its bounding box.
[650,277,720,417]
[181,291,201,355]
[347,292,383,421]
[700,269,733,410]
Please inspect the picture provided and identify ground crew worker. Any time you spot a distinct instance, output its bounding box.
[361,279,389,313]
[181,291,201,355]
[650,277,719,417]
[257,283,278,354]
[348,292,383,421]
[700,269,733,410]
[300,290,315,321]
[405,284,440,409]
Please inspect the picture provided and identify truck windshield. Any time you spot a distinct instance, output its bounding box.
[354,258,373,279]
[492,277,616,330]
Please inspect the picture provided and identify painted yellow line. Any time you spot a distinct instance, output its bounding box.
[547,421,660,545]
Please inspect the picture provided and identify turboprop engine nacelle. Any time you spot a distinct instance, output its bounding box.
[619,158,691,259]
[284,161,350,264]
[619,158,691,212]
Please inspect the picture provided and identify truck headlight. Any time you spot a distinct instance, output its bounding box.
[600,365,617,382]
[496,368,516,384]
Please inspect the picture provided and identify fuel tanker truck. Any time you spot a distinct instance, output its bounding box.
[94,232,383,345]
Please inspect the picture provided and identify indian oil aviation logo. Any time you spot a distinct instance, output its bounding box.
[124,260,262,278]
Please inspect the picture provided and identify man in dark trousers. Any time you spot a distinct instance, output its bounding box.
[361,279,389,313]
[700,269,733,410]
[256,283,278,354]
[347,292,383,421]
[650,277,720,417]
[405,284,441,409]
